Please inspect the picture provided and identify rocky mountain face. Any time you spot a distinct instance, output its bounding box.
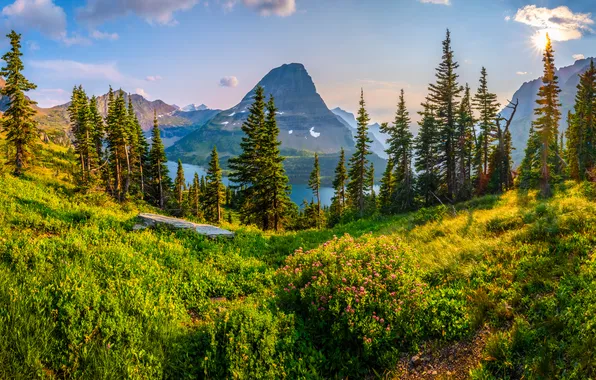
[180,104,209,112]
[331,107,389,159]
[503,58,594,165]
[167,63,356,164]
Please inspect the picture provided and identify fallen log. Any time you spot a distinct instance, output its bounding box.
[136,213,234,239]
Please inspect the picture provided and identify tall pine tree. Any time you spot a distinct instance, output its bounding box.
[427,29,462,201]
[147,110,171,209]
[330,148,348,221]
[204,146,225,223]
[415,102,441,206]
[347,89,373,217]
[533,33,562,197]
[308,152,321,224]
[0,31,38,176]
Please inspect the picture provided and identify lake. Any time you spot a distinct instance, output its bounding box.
[167,161,337,207]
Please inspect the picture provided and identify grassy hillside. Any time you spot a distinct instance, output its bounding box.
[2,143,596,378]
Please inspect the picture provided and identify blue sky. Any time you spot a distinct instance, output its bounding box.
[1,0,595,122]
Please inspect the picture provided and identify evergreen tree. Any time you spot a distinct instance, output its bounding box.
[366,163,377,214]
[330,148,348,221]
[347,89,373,217]
[533,34,562,197]
[473,67,500,187]
[229,86,266,226]
[88,95,106,184]
[456,84,476,199]
[128,97,149,198]
[174,160,186,213]
[378,157,395,212]
[567,60,596,181]
[68,86,97,187]
[308,153,321,225]
[519,125,542,189]
[204,146,225,223]
[415,102,441,206]
[382,89,414,212]
[0,31,38,176]
[427,29,462,200]
[147,110,171,209]
[262,96,292,231]
[190,173,202,218]
[105,91,131,200]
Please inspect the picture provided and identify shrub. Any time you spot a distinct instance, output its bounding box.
[276,234,470,374]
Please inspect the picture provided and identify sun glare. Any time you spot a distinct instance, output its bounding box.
[532,30,549,51]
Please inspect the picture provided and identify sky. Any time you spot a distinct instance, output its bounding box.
[1,0,595,123]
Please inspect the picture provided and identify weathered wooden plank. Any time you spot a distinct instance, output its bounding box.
[136,213,234,238]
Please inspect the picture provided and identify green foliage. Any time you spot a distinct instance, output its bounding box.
[277,234,470,375]
[1,30,38,176]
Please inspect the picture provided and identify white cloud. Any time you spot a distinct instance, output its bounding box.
[91,30,119,40]
[514,5,594,42]
[219,76,239,87]
[516,71,528,75]
[241,0,296,16]
[573,54,585,61]
[1,0,91,46]
[505,15,511,22]
[146,75,163,82]
[77,0,200,26]
[29,60,128,83]
[29,88,69,108]
[2,0,66,39]
[418,0,450,5]
[135,88,150,99]
[62,33,92,46]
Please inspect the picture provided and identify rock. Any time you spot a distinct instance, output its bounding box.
[410,355,421,367]
[137,213,234,239]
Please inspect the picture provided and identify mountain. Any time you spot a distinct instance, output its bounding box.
[331,107,389,159]
[39,91,190,132]
[167,63,356,165]
[180,103,209,112]
[503,58,595,165]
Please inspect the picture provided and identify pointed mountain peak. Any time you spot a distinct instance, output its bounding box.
[180,103,209,112]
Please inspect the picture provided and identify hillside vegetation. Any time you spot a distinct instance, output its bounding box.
[1,143,596,379]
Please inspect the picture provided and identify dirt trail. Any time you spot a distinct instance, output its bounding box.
[391,325,491,379]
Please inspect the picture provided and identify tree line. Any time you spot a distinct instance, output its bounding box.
[2,29,595,232]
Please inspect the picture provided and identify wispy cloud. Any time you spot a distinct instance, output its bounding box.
[513,5,594,42]
[27,40,40,51]
[240,0,296,16]
[219,76,239,87]
[77,0,200,26]
[29,88,69,108]
[146,75,163,82]
[91,30,119,40]
[516,71,528,75]
[573,54,585,61]
[29,60,130,83]
[135,88,150,99]
[418,0,450,5]
[504,15,511,22]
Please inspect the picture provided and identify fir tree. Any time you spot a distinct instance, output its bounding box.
[415,102,441,206]
[88,95,106,183]
[366,163,376,214]
[0,31,38,176]
[330,148,348,221]
[229,86,266,226]
[147,110,171,209]
[473,67,500,185]
[68,86,97,187]
[427,29,462,200]
[533,34,562,197]
[456,84,476,199]
[519,125,542,189]
[190,172,202,218]
[382,89,414,212]
[378,157,395,213]
[567,60,596,181]
[204,146,225,223]
[262,96,292,231]
[347,89,373,217]
[174,160,186,213]
[128,96,149,198]
[308,153,321,225]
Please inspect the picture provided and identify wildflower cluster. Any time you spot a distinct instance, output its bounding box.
[276,234,470,370]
